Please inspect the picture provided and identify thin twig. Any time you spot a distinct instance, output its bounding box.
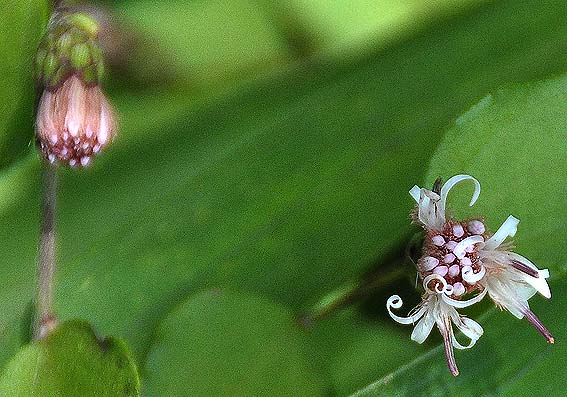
[34,164,58,340]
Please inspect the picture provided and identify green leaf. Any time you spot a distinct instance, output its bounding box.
[0,320,140,396]
[305,308,430,396]
[0,0,49,169]
[1,0,567,392]
[424,74,567,275]
[350,279,564,396]
[144,289,324,396]
[348,74,567,397]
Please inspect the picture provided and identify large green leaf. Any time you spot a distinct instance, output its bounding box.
[58,0,567,362]
[305,307,431,396]
[424,75,567,274]
[0,0,49,168]
[144,289,323,396]
[0,320,139,396]
[349,75,567,396]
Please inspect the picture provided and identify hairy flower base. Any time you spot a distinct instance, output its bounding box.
[388,175,554,376]
[36,75,116,167]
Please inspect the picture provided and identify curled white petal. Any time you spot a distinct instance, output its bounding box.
[484,215,519,250]
[438,175,481,217]
[441,288,488,308]
[386,295,427,324]
[452,326,480,350]
[453,235,484,259]
[411,311,435,344]
[423,274,449,294]
[462,265,486,283]
[409,185,421,203]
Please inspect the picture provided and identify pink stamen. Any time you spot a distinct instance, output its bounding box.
[421,256,440,271]
[460,257,472,267]
[467,220,485,235]
[453,282,466,296]
[522,307,554,343]
[444,253,456,264]
[510,260,539,278]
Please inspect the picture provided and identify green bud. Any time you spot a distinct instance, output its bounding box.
[66,13,99,38]
[70,43,91,69]
[35,9,105,88]
[42,53,59,85]
[87,41,103,65]
[56,33,74,55]
[96,62,105,81]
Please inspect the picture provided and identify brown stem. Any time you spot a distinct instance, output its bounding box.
[34,164,59,340]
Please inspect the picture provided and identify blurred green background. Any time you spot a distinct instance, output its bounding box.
[1,0,567,395]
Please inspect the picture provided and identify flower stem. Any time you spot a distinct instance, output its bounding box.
[34,164,59,340]
[300,264,408,326]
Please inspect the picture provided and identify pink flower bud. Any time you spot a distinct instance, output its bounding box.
[36,76,116,167]
[452,224,464,237]
[467,220,485,235]
[432,235,445,246]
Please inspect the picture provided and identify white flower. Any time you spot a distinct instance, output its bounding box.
[388,174,554,376]
[477,215,554,343]
[387,274,485,376]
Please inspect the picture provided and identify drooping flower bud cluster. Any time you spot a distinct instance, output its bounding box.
[34,7,116,167]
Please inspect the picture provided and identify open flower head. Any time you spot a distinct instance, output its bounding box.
[387,175,553,376]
